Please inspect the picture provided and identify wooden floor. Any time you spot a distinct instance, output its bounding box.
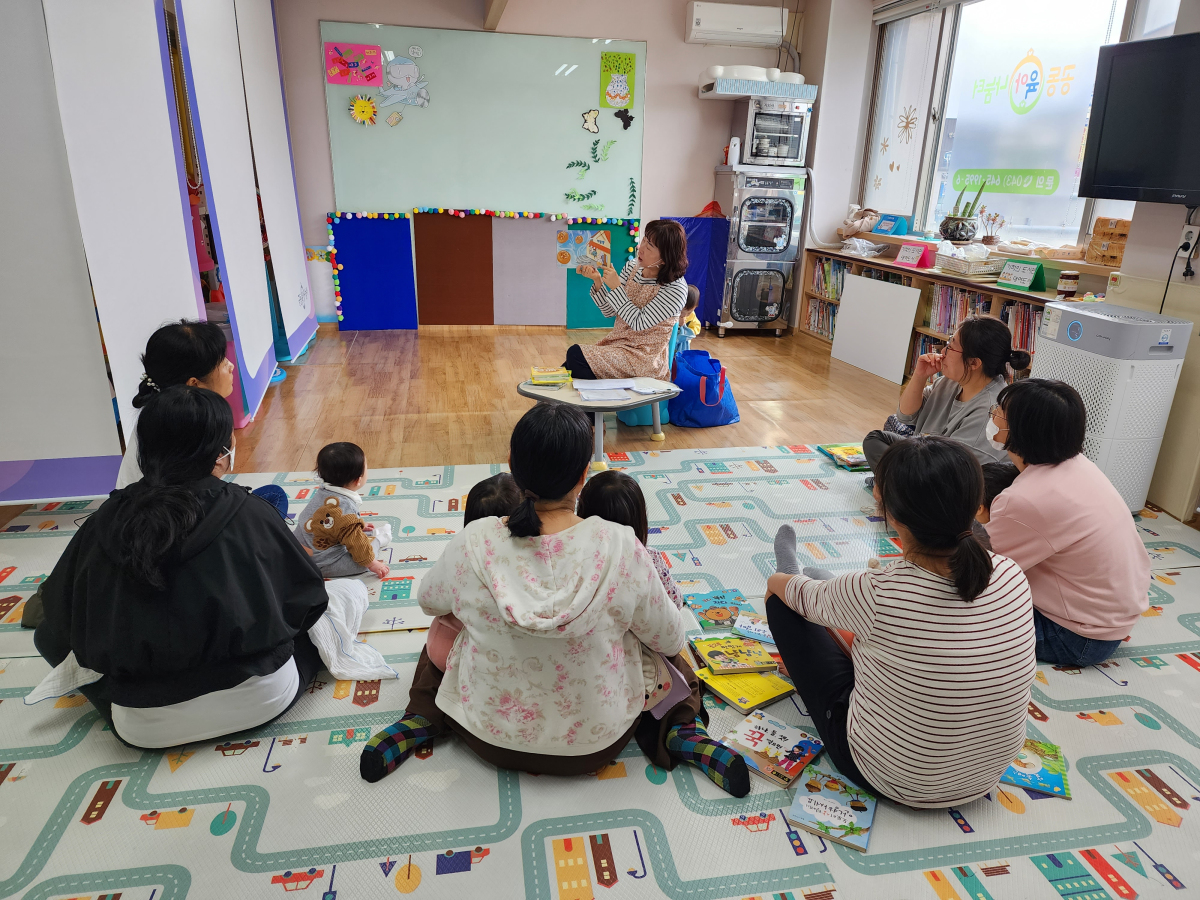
[236,324,902,472]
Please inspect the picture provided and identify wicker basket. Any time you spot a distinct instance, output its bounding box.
[935,253,1005,276]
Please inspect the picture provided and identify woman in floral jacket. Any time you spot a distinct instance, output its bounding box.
[360,403,750,797]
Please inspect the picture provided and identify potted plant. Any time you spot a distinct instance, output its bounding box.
[939,182,986,242]
[980,208,1006,245]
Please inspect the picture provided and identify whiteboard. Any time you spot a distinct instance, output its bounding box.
[235,0,316,357]
[2,0,121,466]
[321,22,645,218]
[831,275,922,385]
[178,0,275,414]
[42,0,202,437]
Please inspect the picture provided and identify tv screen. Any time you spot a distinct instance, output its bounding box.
[1079,32,1200,205]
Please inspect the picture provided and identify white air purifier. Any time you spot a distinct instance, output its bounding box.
[1031,300,1192,511]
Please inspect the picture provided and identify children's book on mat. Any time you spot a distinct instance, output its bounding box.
[695,668,793,713]
[530,366,571,385]
[731,613,775,645]
[1000,739,1071,798]
[682,589,755,629]
[691,636,777,674]
[785,759,878,852]
[817,444,870,472]
[719,709,823,788]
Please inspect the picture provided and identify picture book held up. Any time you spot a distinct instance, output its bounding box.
[719,710,823,788]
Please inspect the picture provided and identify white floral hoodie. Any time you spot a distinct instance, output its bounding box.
[419,515,686,756]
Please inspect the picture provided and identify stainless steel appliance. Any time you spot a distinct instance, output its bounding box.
[732,97,812,167]
[713,166,806,335]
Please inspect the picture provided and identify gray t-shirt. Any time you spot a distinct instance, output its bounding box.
[294,484,368,576]
[895,374,1008,464]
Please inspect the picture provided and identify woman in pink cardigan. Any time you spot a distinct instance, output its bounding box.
[984,379,1149,665]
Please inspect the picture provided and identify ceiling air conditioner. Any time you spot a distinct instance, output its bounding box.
[686,2,785,47]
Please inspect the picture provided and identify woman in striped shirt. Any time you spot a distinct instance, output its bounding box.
[766,436,1036,808]
[564,219,690,381]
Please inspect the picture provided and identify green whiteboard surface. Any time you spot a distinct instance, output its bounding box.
[321,22,645,218]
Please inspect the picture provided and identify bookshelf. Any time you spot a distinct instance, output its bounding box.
[799,247,1058,378]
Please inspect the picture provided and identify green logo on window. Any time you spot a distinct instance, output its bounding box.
[1009,49,1044,115]
[952,169,1060,195]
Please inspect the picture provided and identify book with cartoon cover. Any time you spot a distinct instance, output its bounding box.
[694,668,794,713]
[816,444,870,472]
[731,613,775,645]
[785,760,877,851]
[682,589,754,630]
[719,710,823,787]
[1000,739,1071,799]
[691,636,777,674]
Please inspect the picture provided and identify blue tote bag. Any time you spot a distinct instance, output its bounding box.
[668,350,740,428]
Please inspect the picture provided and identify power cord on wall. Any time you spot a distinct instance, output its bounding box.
[1160,205,1198,315]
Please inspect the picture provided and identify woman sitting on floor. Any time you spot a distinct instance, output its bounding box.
[33,386,331,749]
[563,219,690,381]
[862,316,1030,473]
[985,378,1149,666]
[361,402,750,797]
[766,436,1036,807]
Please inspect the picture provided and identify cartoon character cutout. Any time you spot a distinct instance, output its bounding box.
[379,56,429,108]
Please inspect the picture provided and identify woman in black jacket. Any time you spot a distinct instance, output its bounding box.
[34,386,329,749]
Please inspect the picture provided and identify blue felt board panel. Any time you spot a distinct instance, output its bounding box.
[330,215,418,331]
[667,216,730,327]
[565,224,635,329]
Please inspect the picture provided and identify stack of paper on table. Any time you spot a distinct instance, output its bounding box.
[576,389,631,402]
[573,379,637,390]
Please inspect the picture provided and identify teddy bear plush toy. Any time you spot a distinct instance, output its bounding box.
[304,497,375,567]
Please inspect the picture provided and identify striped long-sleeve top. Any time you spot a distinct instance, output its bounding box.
[590,260,689,331]
[782,555,1035,808]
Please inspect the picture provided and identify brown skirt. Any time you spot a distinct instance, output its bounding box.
[404,646,706,776]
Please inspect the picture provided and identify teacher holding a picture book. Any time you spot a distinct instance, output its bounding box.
[563,219,690,381]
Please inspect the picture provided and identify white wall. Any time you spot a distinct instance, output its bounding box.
[43,0,203,436]
[274,0,796,243]
[1,0,121,463]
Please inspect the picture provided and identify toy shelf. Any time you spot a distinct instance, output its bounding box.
[799,247,1054,376]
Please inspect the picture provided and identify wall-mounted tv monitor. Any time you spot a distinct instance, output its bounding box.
[1079,32,1200,206]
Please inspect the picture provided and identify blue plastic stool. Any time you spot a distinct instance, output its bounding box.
[617,323,679,429]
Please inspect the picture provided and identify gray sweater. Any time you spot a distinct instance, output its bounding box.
[895,374,1009,464]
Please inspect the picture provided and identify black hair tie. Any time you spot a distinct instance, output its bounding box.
[957,530,974,541]
[523,489,540,502]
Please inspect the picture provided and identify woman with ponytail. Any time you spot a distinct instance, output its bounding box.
[361,403,751,797]
[863,316,1031,473]
[116,319,234,489]
[34,386,330,749]
[765,436,1035,808]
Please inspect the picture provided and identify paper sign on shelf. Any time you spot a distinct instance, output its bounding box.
[893,242,935,269]
[324,42,383,86]
[997,259,1045,291]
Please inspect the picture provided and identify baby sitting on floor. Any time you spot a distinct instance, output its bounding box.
[294,442,391,579]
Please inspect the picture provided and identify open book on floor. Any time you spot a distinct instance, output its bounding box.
[1000,739,1071,799]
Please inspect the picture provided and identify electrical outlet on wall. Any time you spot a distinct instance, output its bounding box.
[1179,224,1199,258]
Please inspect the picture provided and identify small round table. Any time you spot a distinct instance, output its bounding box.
[517,377,681,470]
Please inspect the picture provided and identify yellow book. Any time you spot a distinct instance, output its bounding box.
[530,365,571,385]
[691,636,777,674]
[695,668,794,713]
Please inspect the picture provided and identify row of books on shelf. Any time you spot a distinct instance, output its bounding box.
[810,256,848,301]
[926,285,991,335]
[1001,300,1042,354]
[910,334,946,372]
[859,266,909,286]
[806,298,837,339]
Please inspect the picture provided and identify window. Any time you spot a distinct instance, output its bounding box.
[1130,0,1181,39]
[864,0,1132,244]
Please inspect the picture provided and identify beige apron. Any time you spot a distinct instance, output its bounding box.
[580,272,676,380]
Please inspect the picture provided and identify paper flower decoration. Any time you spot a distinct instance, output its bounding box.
[349,94,378,126]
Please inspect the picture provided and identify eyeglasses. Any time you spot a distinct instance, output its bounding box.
[943,344,962,356]
[988,403,1007,420]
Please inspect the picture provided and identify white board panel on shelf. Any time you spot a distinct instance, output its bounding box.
[234,0,316,357]
[177,0,275,414]
[831,274,921,385]
[42,0,202,438]
[1,0,120,463]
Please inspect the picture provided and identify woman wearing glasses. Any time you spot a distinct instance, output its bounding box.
[862,316,1030,473]
[984,379,1149,666]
